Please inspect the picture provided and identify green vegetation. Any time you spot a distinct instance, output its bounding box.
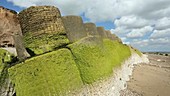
[8,37,132,95]
[9,49,83,96]
[24,33,69,55]
[0,48,14,90]
[0,49,13,64]
[0,49,13,72]
[0,49,6,72]
[68,38,131,84]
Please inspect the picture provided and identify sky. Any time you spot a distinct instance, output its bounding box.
[0,0,170,52]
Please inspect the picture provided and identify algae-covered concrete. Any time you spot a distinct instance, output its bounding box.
[9,49,83,96]
[68,38,131,84]
[8,38,132,96]
[0,5,147,96]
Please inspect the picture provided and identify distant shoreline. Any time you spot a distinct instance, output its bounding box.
[143,52,170,56]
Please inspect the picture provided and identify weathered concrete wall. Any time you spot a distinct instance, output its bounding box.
[105,30,122,43]
[105,30,116,40]
[105,30,112,39]
[97,27,107,38]
[18,6,69,55]
[62,16,87,42]
[13,33,30,60]
[84,23,98,36]
[18,6,65,35]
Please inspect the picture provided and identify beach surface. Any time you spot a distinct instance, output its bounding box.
[121,54,170,96]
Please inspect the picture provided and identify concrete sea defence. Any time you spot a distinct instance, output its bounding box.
[97,27,107,38]
[18,6,65,35]
[8,37,148,96]
[84,23,98,36]
[13,33,30,60]
[8,38,132,96]
[62,15,87,43]
[0,6,149,96]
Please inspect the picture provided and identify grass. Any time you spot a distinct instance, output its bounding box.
[9,48,83,96]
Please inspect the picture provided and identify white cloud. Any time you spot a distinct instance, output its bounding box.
[131,39,149,47]
[155,17,170,30]
[126,26,153,38]
[130,38,170,52]
[114,15,150,29]
[120,37,126,41]
[150,29,170,39]
[8,0,170,21]
[7,0,89,15]
[150,38,170,45]
[111,27,130,37]
[7,0,36,7]
[123,42,130,45]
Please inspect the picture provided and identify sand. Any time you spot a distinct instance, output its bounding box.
[121,54,170,96]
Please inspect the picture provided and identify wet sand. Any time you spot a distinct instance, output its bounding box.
[121,54,170,96]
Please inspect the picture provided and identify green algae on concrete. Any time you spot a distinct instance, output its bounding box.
[7,37,132,95]
[8,48,83,96]
[24,32,69,55]
[68,38,131,84]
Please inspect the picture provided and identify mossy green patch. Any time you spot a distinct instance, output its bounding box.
[8,48,83,96]
[0,49,6,72]
[24,32,69,55]
[0,49,13,72]
[68,38,131,84]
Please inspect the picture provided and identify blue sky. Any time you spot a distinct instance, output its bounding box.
[0,0,23,12]
[1,0,170,52]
